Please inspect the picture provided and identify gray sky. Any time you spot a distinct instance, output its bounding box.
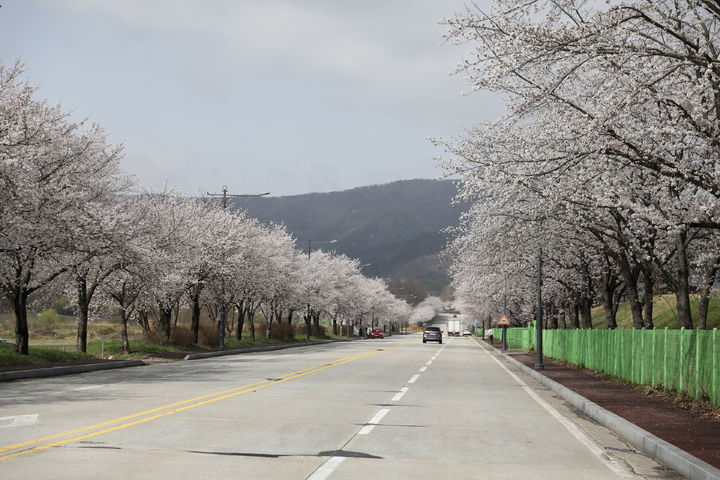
[1,0,501,196]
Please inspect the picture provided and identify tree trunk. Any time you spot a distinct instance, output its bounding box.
[304,305,312,341]
[642,266,654,329]
[120,308,131,354]
[138,310,150,332]
[248,309,256,341]
[581,296,593,329]
[570,301,580,329]
[76,277,89,353]
[697,256,720,329]
[265,313,272,339]
[674,231,694,329]
[158,305,173,345]
[698,293,710,330]
[598,287,617,329]
[173,303,180,328]
[598,271,619,329]
[191,289,201,343]
[13,290,30,355]
[287,308,294,326]
[617,255,644,329]
[236,302,247,340]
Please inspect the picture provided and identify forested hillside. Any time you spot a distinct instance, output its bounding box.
[233,179,465,294]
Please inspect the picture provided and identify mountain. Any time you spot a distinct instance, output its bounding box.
[232,179,466,294]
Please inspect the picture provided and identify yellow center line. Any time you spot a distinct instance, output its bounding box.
[0,349,371,454]
[0,340,414,462]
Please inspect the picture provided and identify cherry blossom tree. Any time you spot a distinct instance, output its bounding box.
[0,60,128,354]
[440,1,720,330]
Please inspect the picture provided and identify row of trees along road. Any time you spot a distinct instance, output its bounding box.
[0,60,410,355]
[440,0,720,330]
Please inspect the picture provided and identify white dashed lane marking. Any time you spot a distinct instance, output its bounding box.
[408,374,420,384]
[358,408,390,435]
[307,456,346,480]
[391,387,409,402]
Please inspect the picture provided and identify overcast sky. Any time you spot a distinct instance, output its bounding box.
[1,0,501,196]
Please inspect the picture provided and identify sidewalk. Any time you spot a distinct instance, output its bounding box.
[506,351,720,469]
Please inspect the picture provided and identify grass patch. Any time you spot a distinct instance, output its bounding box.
[591,294,720,329]
[0,343,94,366]
[85,339,180,358]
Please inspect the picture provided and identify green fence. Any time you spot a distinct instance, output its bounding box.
[503,327,720,406]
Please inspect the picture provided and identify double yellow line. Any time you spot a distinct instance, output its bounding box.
[0,340,413,462]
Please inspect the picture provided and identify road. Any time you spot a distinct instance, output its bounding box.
[0,335,679,479]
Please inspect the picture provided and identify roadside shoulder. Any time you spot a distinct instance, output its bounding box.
[473,338,720,480]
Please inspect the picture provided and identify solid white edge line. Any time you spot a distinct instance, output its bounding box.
[483,348,635,479]
[307,456,346,480]
[408,374,420,384]
[391,387,409,402]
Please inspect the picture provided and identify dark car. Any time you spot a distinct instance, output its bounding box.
[423,326,442,344]
[369,328,383,339]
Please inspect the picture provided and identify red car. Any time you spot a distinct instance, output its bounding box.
[369,328,384,339]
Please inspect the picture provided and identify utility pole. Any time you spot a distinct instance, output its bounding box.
[206,186,269,349]
[535,247,544,370]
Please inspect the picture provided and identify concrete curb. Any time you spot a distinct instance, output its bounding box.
[0,338,364,381]
[0,360,146,382]
[183,338,357,360]
[477,340,720,480]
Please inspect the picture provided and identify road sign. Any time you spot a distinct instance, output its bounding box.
[497,314,511,326]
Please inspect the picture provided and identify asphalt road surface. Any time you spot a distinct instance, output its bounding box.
[0,335,679,479]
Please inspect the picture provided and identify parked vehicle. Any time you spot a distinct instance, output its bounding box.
[448,320,460,336]
[423,326,442,344]
[462,328,472,336]
[369,328,383,339]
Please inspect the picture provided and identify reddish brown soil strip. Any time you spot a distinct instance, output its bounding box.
[510,352,720,468]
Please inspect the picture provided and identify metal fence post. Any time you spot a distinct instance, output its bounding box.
[640,328,645,384]
[713,328,718,405]
[651,328,656,385]
[695,329,701,399]
[679,327,685,394]
[663,328,668,388]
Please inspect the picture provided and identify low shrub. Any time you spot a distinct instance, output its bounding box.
[91,325,116,337]
[312,324,327,338]
[271,322,295,342]
[199,322,219,346]
[171,324,197,346]
[143,328,163,345]
[297,323,328,338]
[33,309,59,337]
